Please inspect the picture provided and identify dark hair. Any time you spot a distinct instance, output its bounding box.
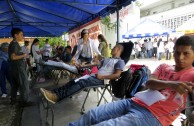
[30,38,39,57]
[11,28,23,38]
[157,38,162,47]
[58,46,64,52]
[175,35,194,51]
[65,45,72,52]
[24,40,29,44]
[81,29,89,38]
[98,34,108,47]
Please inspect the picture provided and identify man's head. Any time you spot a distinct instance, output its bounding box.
[111,44,124,57]
[24,41,29,46]
[0,42,9,52]
[174,35,194,71]
[65,46,72,54]
[58,46,64,54]
[11,28,23,42]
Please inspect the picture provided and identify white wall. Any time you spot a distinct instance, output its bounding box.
[141,2,194,22]
[101,2,140,47]
[141,0,191,17]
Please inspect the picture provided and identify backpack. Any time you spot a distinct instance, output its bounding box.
[111,68,133,98]
[111,64,149,99]
[125,65,149,98]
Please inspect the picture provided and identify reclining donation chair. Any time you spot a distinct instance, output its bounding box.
[40,41,134,126]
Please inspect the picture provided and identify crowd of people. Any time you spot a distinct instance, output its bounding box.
[1,27,194,125]
[0,28,110,100]
[133,37,175,60]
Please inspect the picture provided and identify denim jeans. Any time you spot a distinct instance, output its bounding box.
[67,99,162,126]
[53,76,104,100]
[0,61,12,94]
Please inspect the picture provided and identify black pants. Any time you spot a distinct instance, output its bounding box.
[79,55,92,64]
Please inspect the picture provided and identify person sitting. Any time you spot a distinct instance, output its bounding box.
[40,44,125,104]
[61,46,72,64]
[65,35,194,126]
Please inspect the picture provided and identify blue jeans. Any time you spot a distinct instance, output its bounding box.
[147,49,153,58]
[0,61,12,94]
[53,76,104,100]
[67,99,162,126]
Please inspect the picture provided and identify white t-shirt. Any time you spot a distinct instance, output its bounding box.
[98,58,125,76]
[32,45,42,61]
[21,46,30,60]
[43,44,52,56]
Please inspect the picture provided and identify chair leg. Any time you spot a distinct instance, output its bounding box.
[97,86,108,106]
[81,88,91,114]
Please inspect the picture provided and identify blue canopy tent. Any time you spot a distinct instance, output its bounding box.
[0,0,135,38]
[122,18,175,39]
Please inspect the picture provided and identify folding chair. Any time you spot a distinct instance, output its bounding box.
[38,60,80,85]
[80,41,134,113]
[40,42,134,126]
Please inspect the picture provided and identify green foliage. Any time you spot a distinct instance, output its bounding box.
[101,16,117,31]
[38,36,67,48]
[135,1,143,7]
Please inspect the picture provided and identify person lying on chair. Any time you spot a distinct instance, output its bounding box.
[65,35,194,126]
[40,44,125,103]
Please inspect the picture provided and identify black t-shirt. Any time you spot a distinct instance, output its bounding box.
[8,41,24,67]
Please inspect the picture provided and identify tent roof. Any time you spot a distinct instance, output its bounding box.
[122,18,175,39]
[0,0,134,38]
[176,17,194,34]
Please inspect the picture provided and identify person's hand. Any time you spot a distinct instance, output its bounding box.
[170,82,194,95]
[75,63,82,69]
[96,74,103,80]
[23,53,27,57]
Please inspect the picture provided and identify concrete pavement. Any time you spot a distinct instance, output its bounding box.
[0,58,176,126]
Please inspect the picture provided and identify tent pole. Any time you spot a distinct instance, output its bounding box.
[116,0,120,43]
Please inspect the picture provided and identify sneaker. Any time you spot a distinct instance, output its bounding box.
[38,78,45,83]
[40,88,59,104]
[1,94,7,98]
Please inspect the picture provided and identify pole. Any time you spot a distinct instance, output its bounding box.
[116,0,120,43]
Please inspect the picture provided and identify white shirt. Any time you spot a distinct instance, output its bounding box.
[43,44,52,56]
[21,46,30,60]
[98,58,121,75]
[32,45,42,61]
[147,41,153,50]
[168,41,174,53]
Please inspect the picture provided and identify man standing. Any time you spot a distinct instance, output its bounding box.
[8,28,33,106]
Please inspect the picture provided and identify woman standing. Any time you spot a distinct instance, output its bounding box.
[98,34,109,58]
[75,29,101,64]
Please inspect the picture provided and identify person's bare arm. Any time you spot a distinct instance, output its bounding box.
[11,53,26,60]
[146,75,194,95]
[96,69,122,80]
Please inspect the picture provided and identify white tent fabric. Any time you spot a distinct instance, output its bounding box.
[122,19,175,39]
[176,17,194,34]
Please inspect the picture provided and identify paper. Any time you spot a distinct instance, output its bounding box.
[134,89,166,106]
[74,75,91,82]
